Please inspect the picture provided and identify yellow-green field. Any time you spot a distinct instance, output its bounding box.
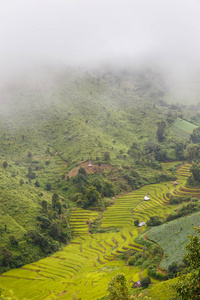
[0,163,198,300]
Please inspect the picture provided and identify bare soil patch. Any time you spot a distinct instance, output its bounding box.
[66,162,113,178]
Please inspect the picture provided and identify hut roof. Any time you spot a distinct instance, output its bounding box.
[139,222,146,227]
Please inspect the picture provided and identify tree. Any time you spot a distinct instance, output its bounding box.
[184,144,200,162]
[190,127,200,144]
[75,173,87,190]
[19,179,24,186]
[35,180,40,187]
[0,246,13,267]
[140,276,151,288]
[175,140,185,160]
[151,244,162,257]
[27,166,36,179]
[84,186,101,207]
[134,220,139,227]
[9,235,18,246]
[41,200,48,212]
[103,152,110,162]
[156,121,166,142]
[146,216,162,227]
[46,182,52,191]
[173,227,200,299]
[102,180,115,197]
[52,193,62,213]
[190,162,200,182]
[49,220,61,239]
[143,139,161,158]
[27,150,32,158]
[106,273,130,300]
[3,161,8,168]
[168,262,178,279]
[78,167,87,176]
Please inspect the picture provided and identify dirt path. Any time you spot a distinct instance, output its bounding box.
[143,233,167,275]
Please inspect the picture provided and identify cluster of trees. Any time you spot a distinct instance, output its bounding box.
[167,261,187,279]
[166,201,199,222]
[127,124,200,166]
[0,192,72,275]
[36,193,72,244]
[169,195,192,205]
[173,227,200,299]
[187,161,200,186]
[104,273,152,300]
[146,216,162,227]
[70,168,115,209]
[128,136,186,164]
[122,169,142,190]
[120,244,166,281]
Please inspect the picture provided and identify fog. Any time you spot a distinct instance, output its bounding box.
[1,0,200,101]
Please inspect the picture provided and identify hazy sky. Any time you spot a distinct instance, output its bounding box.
[0,0,200,71]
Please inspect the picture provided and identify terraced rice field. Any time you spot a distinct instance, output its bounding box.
[70,208,99,235]
[0,162,198,300]
[101,182,173,228]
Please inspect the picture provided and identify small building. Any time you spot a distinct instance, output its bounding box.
[133,280,142,288]
[173,181,178,185]
[143,195,150,201]
[88,160,92,167]
[138,222,146,227]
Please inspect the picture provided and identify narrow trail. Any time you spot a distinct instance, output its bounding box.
[143,232,167,275]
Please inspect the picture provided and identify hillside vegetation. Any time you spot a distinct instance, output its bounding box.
[0,163,199,299]
[0,66,200,299]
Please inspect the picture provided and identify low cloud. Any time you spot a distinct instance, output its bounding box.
[0,0,200,100]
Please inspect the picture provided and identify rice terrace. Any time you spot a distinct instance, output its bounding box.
[0,162,199,299]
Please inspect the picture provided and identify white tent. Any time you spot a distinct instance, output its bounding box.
[143,195,150,201]
[139,222,146,227]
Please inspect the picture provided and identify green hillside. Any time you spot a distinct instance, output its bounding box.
[0,162,198,299]
[0,66,200,299]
